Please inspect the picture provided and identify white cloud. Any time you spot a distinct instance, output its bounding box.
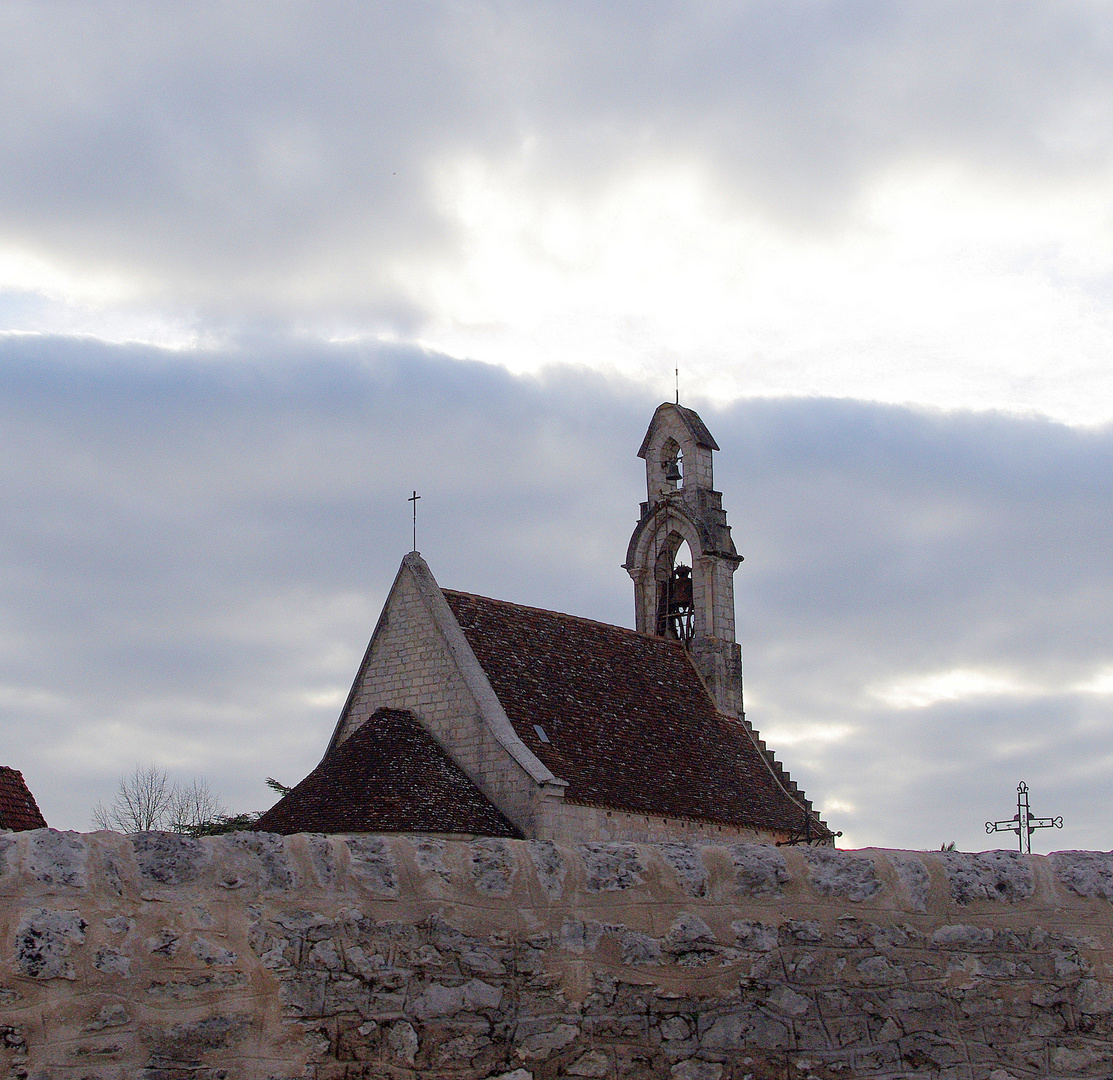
[3,4,1113,418]
[1074,667,1113,694]
[414,154,1113,422]
[870,668,1031,709]
[757,722,856,747]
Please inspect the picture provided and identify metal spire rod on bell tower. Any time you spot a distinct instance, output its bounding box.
[408,490,420,552]
[675,367,679,405]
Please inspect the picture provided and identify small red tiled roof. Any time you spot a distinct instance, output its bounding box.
[255,708,521,837]
[0,766,47,831]
[444,590,827,837]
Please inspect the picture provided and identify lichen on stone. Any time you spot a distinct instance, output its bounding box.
[469,837,517,896]
[221,831,296,891]
[891,853,931,911]
[582,842,644,892]
[15,908,87,980]
[26,831,87,889]
[660,843,709,897]
[528,839,565,897]
[941,849,1035,904]
[346,836,399,898]
[729,843,787,897]
[804,848,882,902]
[1053,850,1113,901]
[413,837,451,881]
[131,832,205,886]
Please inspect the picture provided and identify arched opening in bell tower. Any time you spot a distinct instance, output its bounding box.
[660,438,683,491]
[654,534,695,643]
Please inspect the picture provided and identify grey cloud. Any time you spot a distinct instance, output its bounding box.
[2,334,1112,854]
[711,397,1113,849]
[1,2,1111,319]
[724,400,1113,683]
[0,335,648,827]
[512,2,1113,209]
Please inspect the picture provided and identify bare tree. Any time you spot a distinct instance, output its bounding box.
[91,764,174,832]
[167,778,225,834]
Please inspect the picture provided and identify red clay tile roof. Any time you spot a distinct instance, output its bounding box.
[0,766,47,831]
[444,590,827,836]
[255,708,521,837]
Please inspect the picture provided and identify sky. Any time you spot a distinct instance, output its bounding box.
[2,1,1113,851]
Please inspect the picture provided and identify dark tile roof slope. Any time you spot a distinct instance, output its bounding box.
[256,708,521,837]
[0,766,47,831]
[444,591,823,835]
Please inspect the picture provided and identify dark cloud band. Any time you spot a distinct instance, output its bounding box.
[1,333,1111,851]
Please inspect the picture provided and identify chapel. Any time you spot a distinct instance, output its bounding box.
[257,403,833,845]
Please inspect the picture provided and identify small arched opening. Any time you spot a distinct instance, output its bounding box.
[654,533,695,643]
[660,438,683,491]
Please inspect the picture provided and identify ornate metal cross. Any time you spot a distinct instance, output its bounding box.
[408,490,420,552]
[985,781,1063,854]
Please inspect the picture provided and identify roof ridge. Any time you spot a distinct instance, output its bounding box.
[442,588,688,647]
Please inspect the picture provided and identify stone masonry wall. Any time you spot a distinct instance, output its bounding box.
[533,802,776,848]
[4,831,1113,1079]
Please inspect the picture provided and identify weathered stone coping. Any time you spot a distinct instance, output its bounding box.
[4,831,1113,917]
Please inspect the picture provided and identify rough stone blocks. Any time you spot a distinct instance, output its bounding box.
[3,832,1113,1078]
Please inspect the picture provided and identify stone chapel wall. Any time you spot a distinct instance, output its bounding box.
[3,829,1113,1080]
[533,800,781,847]
[336,567,545,833]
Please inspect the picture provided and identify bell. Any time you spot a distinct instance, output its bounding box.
[665,459,682,484]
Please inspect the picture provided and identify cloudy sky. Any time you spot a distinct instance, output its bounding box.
[3,1,1113,851]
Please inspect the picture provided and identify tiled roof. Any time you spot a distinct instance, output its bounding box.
[444,590,828,836]
[255,708,521,837]
[0,766,47,831]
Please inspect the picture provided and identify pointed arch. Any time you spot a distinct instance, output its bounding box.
[654,533,695,642]
[625,500,709,572]
[625,501,705,639]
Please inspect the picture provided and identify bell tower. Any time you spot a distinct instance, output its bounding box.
[624,403,744,715]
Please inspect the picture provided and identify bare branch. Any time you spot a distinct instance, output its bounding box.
[90,801,113,831]
[167,778,225,834]
[93,764,174,832]
[91,765,229,834]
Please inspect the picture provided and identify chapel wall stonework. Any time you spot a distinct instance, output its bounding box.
[4,830,1113,1080]
[534,801,781,847]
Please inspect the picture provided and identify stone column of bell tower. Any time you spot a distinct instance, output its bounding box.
[624,403,745,716]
